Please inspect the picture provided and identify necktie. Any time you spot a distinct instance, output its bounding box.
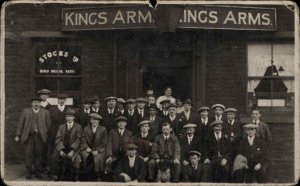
[119,130,123,136]
[188,137,191,145]
[130,111,133,116]
[193,166,197,170]
[68,124,71,131]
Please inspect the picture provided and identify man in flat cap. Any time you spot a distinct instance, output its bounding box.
[15,97,51,179]
[106,116,133,173]
[148,104,163,136]
[75,98,92,128]
[114,144,146,182]
[165,103,183,137]
[80,113,108,181]
[52,108,82,181]
[124,98,138,133]
[148,122,181,182]
[196,106,211,146]
[117,98,126,116]
[102,96,121,133]
[182,151,211,182]
[250,107,272,148]
[206,120,232,183]
[37,89,51,110]
[178,99,197,127]
[91,97,101,115]
[209,104,226,124]
[135,97,149,126]
[234,124,268,183]
[157,99,170,120]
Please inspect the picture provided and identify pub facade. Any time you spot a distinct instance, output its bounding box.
[3,0,298,183]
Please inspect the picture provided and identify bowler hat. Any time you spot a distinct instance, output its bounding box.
[149,104,158,110]
[115,116,127,122]
[89,113,102,120]
[210,120,223,127]
[198,106,210,112]
[212,104,225,110]
[37,89,51,95]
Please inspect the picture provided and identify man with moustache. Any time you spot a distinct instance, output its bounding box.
[15,97,51,179]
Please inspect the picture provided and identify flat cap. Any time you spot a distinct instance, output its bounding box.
[89,113,102,120]
[167,103,177,109]
[117,98,126,104]
[37,89,51,94]
[148,104,158,110]
[31,96,42,102]
[65,108,76,116]
[126,143,138,150]
[57,93,68,99]
[105,96,117,102]
[183,99,193,105]
[198,106,210,112]
[160,99,171,105]
[183,123,197,129]
[125,98,136,104]
[210,120,223,127]
[136,97,148,103]
[212,104,225,110]
[224,108,237,113]
[243,124,258,129]
[138,120,151,127]
[115,116,127,122]
[188,151,201,157]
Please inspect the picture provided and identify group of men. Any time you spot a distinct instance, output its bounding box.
[15,88,272,183]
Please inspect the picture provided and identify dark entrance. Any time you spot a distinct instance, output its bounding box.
[140,50,192,100]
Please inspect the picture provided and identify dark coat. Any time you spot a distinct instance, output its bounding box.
[151,134,181,160]
[134,132,155,158]
[101,108,121,132]
[106,128,133,158]
[183,163,211,182]
[124,109,140,134]
[80,125,108,153]
[238,136,268,169]
[55,122,82,152]
[115,155,146,182]
[49,105,70,142]
[177,111,198,125]
[75,108,91,128]
[195,117,211,147]
[207,132,233,162]
[223,119,243,143]
[180,134,205,162]
[164,115,184,137]
[148,116,163,136]
[16,107,51,143]
[255,121,272,147]
[135,108,149,124]
[157,110,169,121]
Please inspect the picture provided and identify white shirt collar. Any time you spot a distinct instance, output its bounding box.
[58,104,65,111]
[108,108,114,113]
[141,132,148,137]
[118,128,125,134]
[214,132,222,139]
[32,108,40,113]
[163,134,170,140]
[253,120,260,124]
[228,119,235,125]
[84,108,90,113]
[67,121,74,127]
[92,107,99,112]
[215,115,222,120]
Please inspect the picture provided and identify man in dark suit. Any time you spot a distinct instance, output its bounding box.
[251,108,272,147]
[114,144,146,182]
[135,97,149,124]
[234,124,268,183]
[75,98,92,128]
[164,103,183,138]
[37,89,52,110]
[15,97,51,179]
[148,122,181,182]
[148,104,163,136]
[209,104,226,124]
[196,106,211,147]
[117,98,126,116]
[80,113,108,181]
[205,120,232,183]
[91,97,101,114]
[182,151,211,182]
[106,116,133,172]
[52,108,82,181]
[178,99,197,127]
[102,96,120,132]
[125,98,138,133]
[157,99,170,120]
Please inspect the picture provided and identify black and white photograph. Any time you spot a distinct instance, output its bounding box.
[0,0,299,185]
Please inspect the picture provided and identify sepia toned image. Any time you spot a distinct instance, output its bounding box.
[0,0,299,185]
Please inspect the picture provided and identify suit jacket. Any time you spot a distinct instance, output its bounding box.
[151,134,181,160]
[16,107,51,143]
[101,108,121,133]
[80,125,108,154]
[256,121,272,147]
[134,132,155,158]
[106,129,133,158]
[223,119,243,143]
[75,109,91,128]
[135,108,149,124]
[238,136,268,169]
[195,117,211,147]
[55,122,82,152]
[208,115,226,125]
[90,107,101,115]
[49,105,70,141]
[183,163,210,182]
[148,116,163,136]
[124,109,140,134]
[178,111,197,125]
[115,155,146,182]
[180,134,205,162]
[207,132,232,162]
[157,110,169,121]
[165,115,184,137]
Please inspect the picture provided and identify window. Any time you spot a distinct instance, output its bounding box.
[247,43,294,111]
[34,41,82,107]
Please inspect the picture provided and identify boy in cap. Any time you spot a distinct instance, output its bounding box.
[102,96,121,132]
[209,104,226,123]
[106,116,133,173]
[114,144,146,182]
[52,108,82,181]
[148,104,163,136]
[157,99,170,120]
[234,124,268,183]
[206,120,232,183]
[165,103,183,137]
[182,151,211,182]
[148,122,181,182]
[125,98,138,133]
[75,98,92,128]
[15,97,51,179]
[37,89,51,110]
[117,98,126,115]
[80,113,108,181]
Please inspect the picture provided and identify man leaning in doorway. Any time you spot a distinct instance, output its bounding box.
[15,97,51,179]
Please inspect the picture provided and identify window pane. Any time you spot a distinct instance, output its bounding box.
[35,78,81,92]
